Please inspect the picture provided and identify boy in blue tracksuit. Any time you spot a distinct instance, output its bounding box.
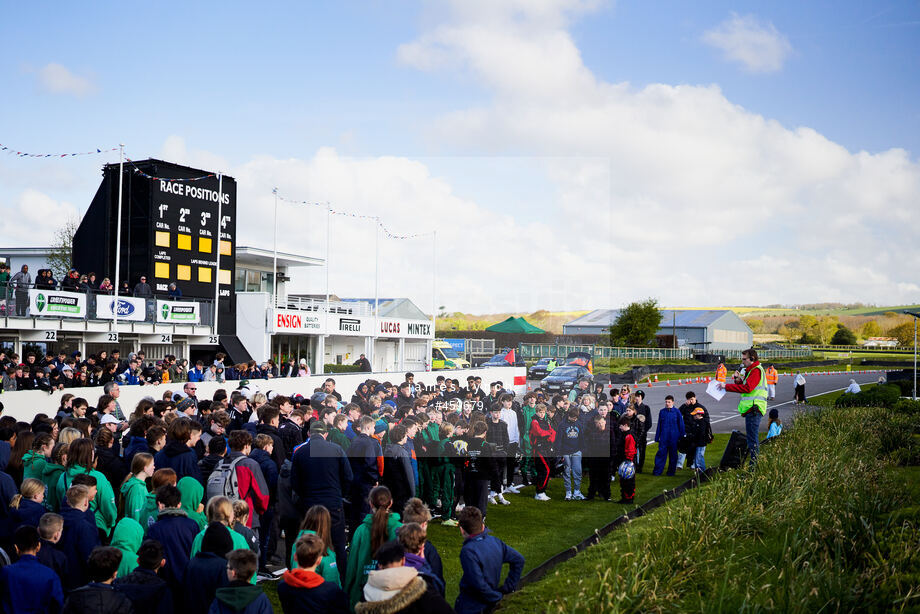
[653,395,685,476]
[455,506,524,614]
[558,407,585,500]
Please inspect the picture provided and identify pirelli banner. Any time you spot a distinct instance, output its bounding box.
[157,300,201,324]
[29,290,87,318]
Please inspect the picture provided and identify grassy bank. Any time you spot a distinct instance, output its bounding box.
[499,405,920,613]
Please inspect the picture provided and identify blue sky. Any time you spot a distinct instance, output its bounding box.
[1,1,918,312]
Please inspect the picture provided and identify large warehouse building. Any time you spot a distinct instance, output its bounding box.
[563,309,753,350]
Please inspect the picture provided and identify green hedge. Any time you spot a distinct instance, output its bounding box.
[323,364,364,374]
[834,383,901,408]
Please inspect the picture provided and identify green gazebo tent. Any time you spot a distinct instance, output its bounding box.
[485,316,546,334]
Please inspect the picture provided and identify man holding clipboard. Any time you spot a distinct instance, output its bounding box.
[715,348,768,467]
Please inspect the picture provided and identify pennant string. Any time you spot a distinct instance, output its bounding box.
[0,143,118,158]
[274,190,434,240]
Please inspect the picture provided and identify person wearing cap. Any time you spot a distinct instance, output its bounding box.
[291,420,353,584]
[685,406,713,472]
[677,392,709,470]
[133,275,153,298]
[353,353,371,373]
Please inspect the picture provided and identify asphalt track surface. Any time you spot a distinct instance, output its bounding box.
[530,368,889,435]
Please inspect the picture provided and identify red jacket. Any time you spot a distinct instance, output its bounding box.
[725,361,763,394]
[624,433,636,462]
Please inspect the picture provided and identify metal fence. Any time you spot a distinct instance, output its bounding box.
[520,343,813,361]
[807,344,912,353]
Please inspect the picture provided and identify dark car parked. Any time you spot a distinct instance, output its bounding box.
[480,351,526,368]
[540,365,593,394]
[528,357,554,379]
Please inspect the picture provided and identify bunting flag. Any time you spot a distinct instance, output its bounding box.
[126,158,217,183]
[0,142,118,157]
[274,189,434,240]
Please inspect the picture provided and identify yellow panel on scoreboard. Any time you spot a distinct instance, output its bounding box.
[218,269,231,285]
[198,266,212,283]
[199,237,212,253]
[177,265,191,281]
[219,240,232,256]
[177,234,192,251]
[155,231,170,248]
[154,262,169,279]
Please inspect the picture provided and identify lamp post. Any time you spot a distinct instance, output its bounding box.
[905,311,919,400]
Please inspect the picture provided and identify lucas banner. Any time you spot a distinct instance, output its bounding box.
[157,300,200,324]
[28,290,86,318]
[95,296,147,321]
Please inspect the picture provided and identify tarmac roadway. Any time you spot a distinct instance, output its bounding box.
[530,368,888,435]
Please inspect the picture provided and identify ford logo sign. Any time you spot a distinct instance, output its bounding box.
[109,300,136,316]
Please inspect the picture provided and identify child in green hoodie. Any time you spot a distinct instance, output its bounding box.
[110,517,144,579]
[41,442,69,512]
[120,453,155,527]
[289,504,340,585]
[56,439,117,536]
[22,433,53,483]
[344,485,402,610]
[209,549,272,614]
[519,392,538,487]
[178,476,208,530]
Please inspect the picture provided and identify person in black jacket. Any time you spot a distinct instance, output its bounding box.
[631,391,653,473]
[485,407,510,506]
[584,413,611,501]
[59,485,100,591]
[63,546,135,614]
[462,421,494,517]
[145,485,199,594]
[181,523,231,614]
[291,420,353,585]
[255,405,285,469]
[278,533,349,614]
[347,416,383,536]
[154,419,203,485]
[382,425,416,519]
[37,512,71,587]
[114,540,173,614]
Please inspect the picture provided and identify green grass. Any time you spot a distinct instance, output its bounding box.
[500,405,920,613]
[262,435,732,608]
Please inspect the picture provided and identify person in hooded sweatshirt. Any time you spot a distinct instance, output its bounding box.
[182,522,232,614]
[278,533,348,614]
[21,432,53,482]
[115,539,174,614]
[146,484,200,593]
[42,442,69,512]
[121,453,156,526]
[106,518,142,576]
[345,486,402,610]
[58,485,100,591]
[208,549,272,614]
[397,522,445,596]
[355,540,454,614]
[56,438,117,536]
[0,526,65,614]
[62,546,135,614]
[178,475,208,531]
[154,418,204,485]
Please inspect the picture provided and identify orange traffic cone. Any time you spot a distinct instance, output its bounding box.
[647,381,652,388]
[654,375,658,382]
[666,380,671,386]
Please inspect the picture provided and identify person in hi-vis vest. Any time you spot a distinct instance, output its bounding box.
[715,362,727,383]
[716,348,767,467]
[765,364,778,400]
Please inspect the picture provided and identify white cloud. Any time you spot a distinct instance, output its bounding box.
[0,190,80,247]
[392,1,920,309]
[35,63,95,97]
[702,13,793,73]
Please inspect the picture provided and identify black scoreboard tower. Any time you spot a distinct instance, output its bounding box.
[74,159,238,336]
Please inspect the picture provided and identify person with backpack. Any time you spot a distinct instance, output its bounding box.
[207,430,269,538]
[344,485,402,611]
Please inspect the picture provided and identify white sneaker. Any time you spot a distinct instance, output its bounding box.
[564,492,573,501]
[572,491,585,501]
[497,494,511,505]
[487,495,497,505]
[504,485,521,494]
[534,492,551,501]
[455,503,465,513]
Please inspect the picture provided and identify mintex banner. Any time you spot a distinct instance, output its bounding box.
[95,296,147,321]
[29,290,86,318]
[157,300,200,324]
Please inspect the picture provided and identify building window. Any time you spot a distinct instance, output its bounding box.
[235,267,274,293]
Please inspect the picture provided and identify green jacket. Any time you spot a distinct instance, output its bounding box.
[328,427,351,451]
[178,476,207,530]
[22,451,48,483]
[111,517,144,579]
[137,492,159,532]
[57,464,117,535]
[520,405,537,456]
[344,512,401,609]
[423,423,440,457]
[290,529,340,585]
[120,477,149,527]
[42,462,67,512]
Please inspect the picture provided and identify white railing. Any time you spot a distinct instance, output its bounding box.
[275,295,373,316]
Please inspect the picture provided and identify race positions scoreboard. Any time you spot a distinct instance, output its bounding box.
[149,175,237,299]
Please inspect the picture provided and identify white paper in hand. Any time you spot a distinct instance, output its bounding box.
[706,380,726,401]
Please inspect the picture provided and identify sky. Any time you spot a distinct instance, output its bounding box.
[1,0,919,314]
